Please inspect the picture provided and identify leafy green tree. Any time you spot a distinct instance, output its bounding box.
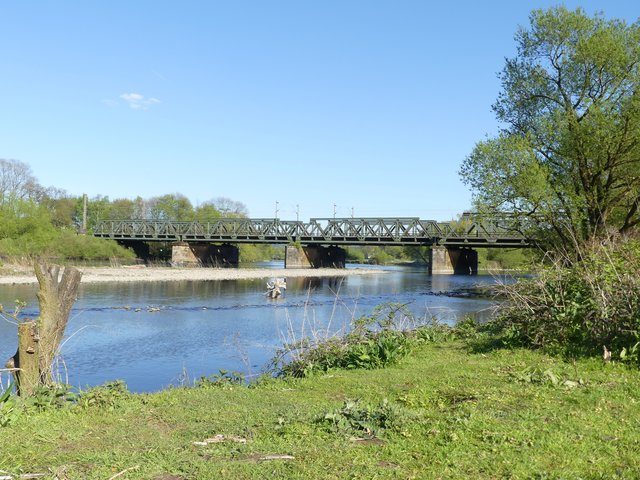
[460,7,640,252]
[147,193,194,221]
[86,195,113,226]
[0,200,57,255]
[194,201,222,222]
[38,190,78,228]
[107,198,140,219]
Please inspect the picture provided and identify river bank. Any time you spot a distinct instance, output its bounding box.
[0,264,386,285]
[1,340,638,479]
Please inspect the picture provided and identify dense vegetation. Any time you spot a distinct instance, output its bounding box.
[494,239,640,362]
[461,6,640,360]
[0,158,280,263]
[461,6,640,254]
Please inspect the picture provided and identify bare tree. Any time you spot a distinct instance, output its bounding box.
[213,197,248,217]
[0,158,42,206]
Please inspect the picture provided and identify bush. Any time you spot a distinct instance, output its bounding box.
[493,238,640,360]
[271,303,419,378]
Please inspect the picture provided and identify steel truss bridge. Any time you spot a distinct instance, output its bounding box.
[93,215,531,248]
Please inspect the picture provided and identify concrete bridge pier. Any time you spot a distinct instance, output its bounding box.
[285,245,346,269]
[429,246,478,275]
[171,242,239,267]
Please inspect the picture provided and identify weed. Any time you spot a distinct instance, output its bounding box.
[452,316,481,339]
[271,302,439,378]
[509,366,584,388]
[620,342,640,367]
[24,384,77,412]
[196,369,245,388]
[317,398,409,437]
[78,380,129,409]
[273,329,412,378]
[0,385,20,427]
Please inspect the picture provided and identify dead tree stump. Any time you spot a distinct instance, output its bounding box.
[5,262,82,395]
[5,321,40,396]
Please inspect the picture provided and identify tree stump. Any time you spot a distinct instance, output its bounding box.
[5,262,82,395]
[5,321,40,396]
[34,262,83,384]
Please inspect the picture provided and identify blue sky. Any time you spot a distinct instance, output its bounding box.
[1,1,637,221]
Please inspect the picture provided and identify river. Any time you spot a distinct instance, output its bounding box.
[0,264,505,392]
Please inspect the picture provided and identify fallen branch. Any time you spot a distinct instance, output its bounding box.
[193,434,247,446]
[240,454,296,463]
[107,465,139,480]
[0,473,46,480]
[257,454,295,462]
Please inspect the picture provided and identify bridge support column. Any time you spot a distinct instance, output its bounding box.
[171,242,239,267]
[285,245,346,269]
[429,246,478,275]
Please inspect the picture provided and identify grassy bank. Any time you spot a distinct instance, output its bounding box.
[1,340,639,479]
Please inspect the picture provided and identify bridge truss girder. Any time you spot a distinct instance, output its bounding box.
[93,216,531,248]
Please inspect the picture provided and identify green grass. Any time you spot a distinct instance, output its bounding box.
[1,342,640,479]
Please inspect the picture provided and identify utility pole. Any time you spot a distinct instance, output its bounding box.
[333,203,337,219]
[81,193,88,234]
[296,204,300,222]
[275,201,279,219]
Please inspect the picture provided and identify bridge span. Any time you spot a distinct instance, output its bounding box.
[93,216,531,274]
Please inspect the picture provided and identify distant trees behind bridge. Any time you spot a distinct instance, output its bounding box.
[0,157,271,262]
[0,157,527,269]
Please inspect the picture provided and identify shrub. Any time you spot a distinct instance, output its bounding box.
[493,238,640,360]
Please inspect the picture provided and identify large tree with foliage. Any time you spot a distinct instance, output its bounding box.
[460,7,640,251]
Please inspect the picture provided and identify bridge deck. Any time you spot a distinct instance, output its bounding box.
[93,217,531,248]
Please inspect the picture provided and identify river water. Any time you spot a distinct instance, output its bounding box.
[0,264,504,392]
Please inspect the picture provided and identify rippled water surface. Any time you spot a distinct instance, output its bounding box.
[0,264,506,392]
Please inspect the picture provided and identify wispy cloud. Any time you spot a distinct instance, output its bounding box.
[120,93,161,110]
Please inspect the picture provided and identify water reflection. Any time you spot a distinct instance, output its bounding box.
[0,266,506,392]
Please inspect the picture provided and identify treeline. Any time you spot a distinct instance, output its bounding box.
[0,157,528,267]
[0,158,280,262]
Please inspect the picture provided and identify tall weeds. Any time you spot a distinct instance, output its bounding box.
[270,302,460,378]
[494,238,640,361]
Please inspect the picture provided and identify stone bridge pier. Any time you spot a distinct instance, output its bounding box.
[171,242,239,267]
[285,245,346,268]
[429,246,478,275]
